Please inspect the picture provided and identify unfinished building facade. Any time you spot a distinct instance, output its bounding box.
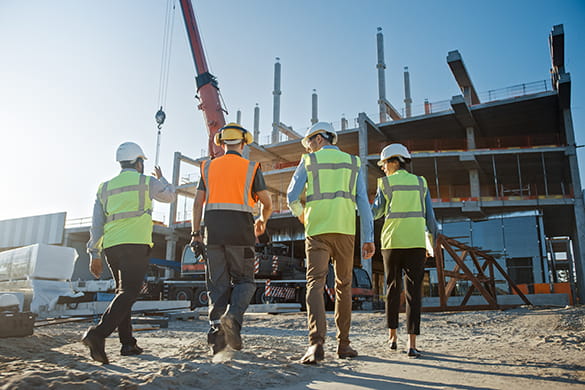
[171,24,584,304]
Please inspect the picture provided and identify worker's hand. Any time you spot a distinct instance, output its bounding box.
[297,213,304,225]
[189,235,202,252]
[254,218,267,236]
[152,166,163,179]
[362,242,375,259]
[90,258,103,279]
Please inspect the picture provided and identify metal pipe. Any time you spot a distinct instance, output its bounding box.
[516,154,523,196]
[404,66,412,118]
[492,155,499,198]
[541,152,549,196]
[434,157,440,199]
[311,89,318,124]
[272,57,281,144]
[236,110,241,125]
[376,27,387,123]
[254,103,260,144]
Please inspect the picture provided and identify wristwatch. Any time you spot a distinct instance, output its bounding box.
[190,230,201,237]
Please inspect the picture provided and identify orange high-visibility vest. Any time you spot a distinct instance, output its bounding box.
[201,153,259,213]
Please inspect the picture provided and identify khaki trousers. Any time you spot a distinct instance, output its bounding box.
[305,233,355,347]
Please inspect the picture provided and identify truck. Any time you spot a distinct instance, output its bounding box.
[147,242,373,311]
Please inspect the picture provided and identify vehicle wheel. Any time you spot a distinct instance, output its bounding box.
[193,288,209,307]
[173,287,193,302]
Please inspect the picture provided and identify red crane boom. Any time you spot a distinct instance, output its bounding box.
[178,0,226,158]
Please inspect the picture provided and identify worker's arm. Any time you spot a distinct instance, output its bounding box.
[254,189,273,236]
[371,187,387,220]
[190,189,205,246]
[86,192,105,279]
[355,168,375,259]
[149,166,177,203]
[286,158,307,223]
[424,190,439,240]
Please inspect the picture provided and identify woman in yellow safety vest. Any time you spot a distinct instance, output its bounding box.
[371,143,438,358]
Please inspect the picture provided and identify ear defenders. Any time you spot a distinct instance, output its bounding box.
[214,123,254,146]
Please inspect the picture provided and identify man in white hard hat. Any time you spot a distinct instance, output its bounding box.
[83,141,176,364]
[191,123,272,355]
[371,143,438,358]
[287,122,375,364]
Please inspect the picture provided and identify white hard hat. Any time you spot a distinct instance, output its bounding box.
[378,143,411,166]
[0,294,19,309]
[301,122,338,148]
[116,142,148,162]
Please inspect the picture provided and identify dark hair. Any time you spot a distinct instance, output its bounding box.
[120,157,143,169]
[389,156,410,169]
[310,132,333,144]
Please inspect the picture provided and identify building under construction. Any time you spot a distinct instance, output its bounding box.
[2,24,581,307]
[168,24,584,304]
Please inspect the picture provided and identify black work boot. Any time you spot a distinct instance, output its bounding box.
[121,343,144,356]
[81,327,109,364]
[220,313,242,351]
[207,327,227,355]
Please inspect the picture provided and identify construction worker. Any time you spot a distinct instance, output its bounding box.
[83,141,176,364]
[371,143,438,358]
[287,122,375,364]
[190,122,272,355]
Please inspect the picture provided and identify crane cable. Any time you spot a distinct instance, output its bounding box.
[154,0,176,166]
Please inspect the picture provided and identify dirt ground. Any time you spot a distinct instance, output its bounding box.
[1,305,584,389]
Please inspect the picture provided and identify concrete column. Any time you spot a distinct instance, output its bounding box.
[357,113,372,281]
[376,27,387,123]
[272,58,282,144]
[463,86,472,106]
[466,127,476,149]
[469,169,480,198]
[341,114,348,131]
[403,66,412,118]
[311,89,318,125]
[236,110,242,125]
[165,234,177,278]
[253,103,260,144]
[562,108,585,303]
[169,152,181,226]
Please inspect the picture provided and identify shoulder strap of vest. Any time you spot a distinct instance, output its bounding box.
[101,174,152,223]
[383,173,426,220]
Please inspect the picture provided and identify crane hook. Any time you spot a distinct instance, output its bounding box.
[155,106,166,130]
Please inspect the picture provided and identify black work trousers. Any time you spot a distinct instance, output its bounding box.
[382,248,426,335]
[94,244,150,345]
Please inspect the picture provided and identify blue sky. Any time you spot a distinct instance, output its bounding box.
[0,0,584,222]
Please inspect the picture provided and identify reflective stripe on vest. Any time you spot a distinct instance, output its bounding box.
[100,174,152,223]
[303,149,360,237]
[202,156,258,214]
[379,170,427,249]
[98,170,153,249]
[306,153,359,202]
[380,176,425,219]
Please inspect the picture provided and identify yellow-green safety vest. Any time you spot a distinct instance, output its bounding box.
[303,148,360,237]
[379,169,427,249]
[98,170,153,249]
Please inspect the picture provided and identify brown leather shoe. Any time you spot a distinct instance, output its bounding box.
[300,344,324,364]
[81,327,109,364]
[337,344,358,359]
